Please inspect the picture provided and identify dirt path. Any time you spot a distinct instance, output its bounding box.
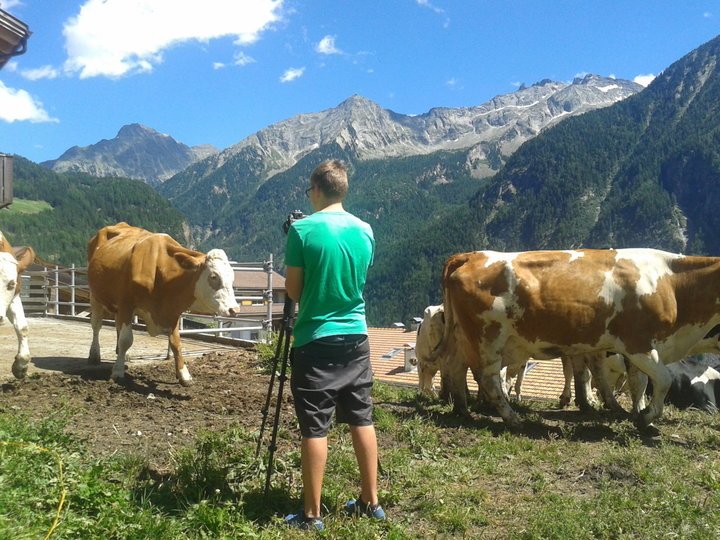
[0,316,238,383]
[1,318,275,471]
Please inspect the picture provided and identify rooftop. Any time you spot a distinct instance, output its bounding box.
[367,326,567,402]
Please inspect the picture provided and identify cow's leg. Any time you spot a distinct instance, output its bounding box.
[499,366,511,398]
[441,358,469,412]
[513,363,526,401]
[626,350,670,428]
[88,295,103,364]
[572,356,596,412]
[625,363,648,415]
[587,356,625,412]
[559,356,573,407]
[417,361,439,395]
[8,296,31,379]
[473,344,522,428]
[169,324,192,386]
[111,315,134,382]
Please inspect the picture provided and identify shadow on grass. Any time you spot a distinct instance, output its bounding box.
[130,465,301,528]
[375,391,668,445]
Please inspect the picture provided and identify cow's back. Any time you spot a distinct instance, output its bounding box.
[88,224,165,309]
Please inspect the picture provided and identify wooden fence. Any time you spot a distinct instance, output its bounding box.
[19,258,279,344]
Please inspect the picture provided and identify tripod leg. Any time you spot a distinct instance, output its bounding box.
[255,321,287,458]
[263,300,296,498]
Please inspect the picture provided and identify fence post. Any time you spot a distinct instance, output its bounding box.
[70,264,76,317]
[52,265,59,315]
[262,254,274,342]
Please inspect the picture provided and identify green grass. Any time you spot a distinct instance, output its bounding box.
[2,198,53,215]
[2,385,720,539]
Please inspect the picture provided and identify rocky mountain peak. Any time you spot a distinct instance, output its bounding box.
[213,74,642,181]
[42,124,218,186]
[116,123,167,139]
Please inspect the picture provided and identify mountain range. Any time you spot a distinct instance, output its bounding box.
[9,34,720,326]
[41,124,218,187]
[39,74,641,191]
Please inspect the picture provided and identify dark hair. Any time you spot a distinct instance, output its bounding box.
[310,159,348,200]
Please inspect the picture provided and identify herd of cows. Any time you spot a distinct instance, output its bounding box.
[2,225,719,432]
[414,249,720,430]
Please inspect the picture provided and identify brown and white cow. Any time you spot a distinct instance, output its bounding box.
[416,304,527,403]
[431,248,720,429]
[0,231,35,379]
[87,222,240,385]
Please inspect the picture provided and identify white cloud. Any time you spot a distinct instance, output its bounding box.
[213,62,226,70]
[1,1,24,10]
[62,0,284,78]
[20,65,60,80]
[704,12,712,18]
[0,81,58,123]
[234,51,256,66]
[316,35,341,55]
[445,77,463,90]
[280,67,305,82]
[416,0,450,27]
[633,74,656,87]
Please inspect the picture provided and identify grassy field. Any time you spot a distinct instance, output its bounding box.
[2,198,52,214]
[1,383,719,539]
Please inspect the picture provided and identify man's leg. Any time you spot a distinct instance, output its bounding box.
[301,436,328,518]
[350,424,378,505]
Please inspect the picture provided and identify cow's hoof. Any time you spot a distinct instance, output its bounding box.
[577,403,596,414]
[633,410,659,433]
[505,417,524,432]
[638,423,661,438]
[11,361,28,379]
[179,378,194,387]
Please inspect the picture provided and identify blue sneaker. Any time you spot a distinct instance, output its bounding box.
[345,497,386,520]
[284,511,325,531]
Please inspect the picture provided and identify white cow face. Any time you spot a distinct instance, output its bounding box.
[191,249,240,317]
[0,252,19,322]
[416,304,445,393]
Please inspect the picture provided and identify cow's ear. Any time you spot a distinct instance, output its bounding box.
[174,252,203,270]
[13,246,35,273]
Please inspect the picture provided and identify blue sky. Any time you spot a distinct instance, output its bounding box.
[1,0,719,164]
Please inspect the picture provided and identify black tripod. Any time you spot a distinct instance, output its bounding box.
[256,297,297,498]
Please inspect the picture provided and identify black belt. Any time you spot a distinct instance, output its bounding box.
[315,334,366,346]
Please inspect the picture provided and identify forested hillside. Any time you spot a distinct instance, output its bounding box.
[0,157,186,264]
[186,144,485,263]
[366,34,720,325]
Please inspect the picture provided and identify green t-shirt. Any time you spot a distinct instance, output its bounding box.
[285,211,375,348]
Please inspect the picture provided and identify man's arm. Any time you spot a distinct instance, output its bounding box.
[285,265,304,302]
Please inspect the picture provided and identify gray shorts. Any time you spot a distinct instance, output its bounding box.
[290,335,374,438]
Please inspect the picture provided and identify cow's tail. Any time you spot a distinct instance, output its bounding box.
[428,253,471,366]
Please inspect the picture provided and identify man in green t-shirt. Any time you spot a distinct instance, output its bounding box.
[284,160,385,531]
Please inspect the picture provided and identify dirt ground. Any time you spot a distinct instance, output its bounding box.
[0,318,293,470]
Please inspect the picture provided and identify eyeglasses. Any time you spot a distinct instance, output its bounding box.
[305,186,313,198]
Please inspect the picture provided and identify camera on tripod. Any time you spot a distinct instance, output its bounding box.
[282,210,306,235]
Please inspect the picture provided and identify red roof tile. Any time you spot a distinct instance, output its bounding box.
[367,327,567,403]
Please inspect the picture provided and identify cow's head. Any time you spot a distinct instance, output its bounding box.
[416,304,445,394]
[0,252,19,322]
[180,249,240,317]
